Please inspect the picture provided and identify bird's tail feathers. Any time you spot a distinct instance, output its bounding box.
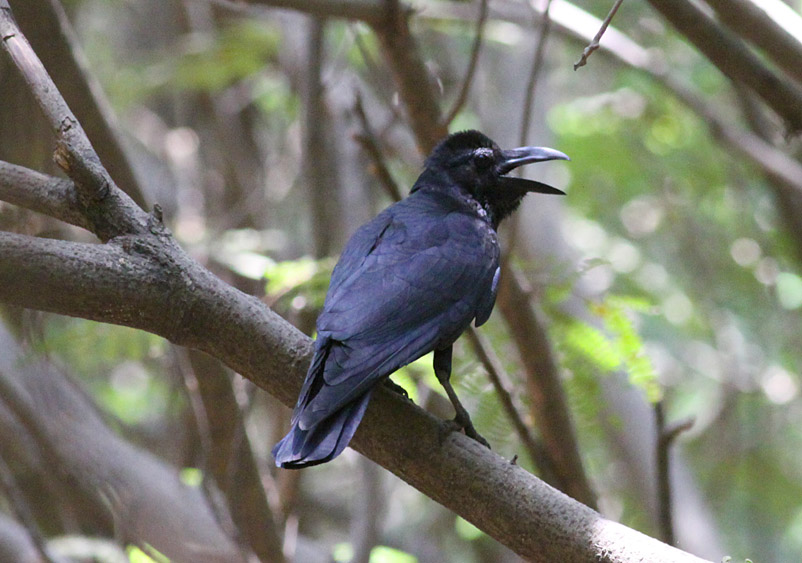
[272,390,372,469]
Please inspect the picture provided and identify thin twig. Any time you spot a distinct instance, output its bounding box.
[465,327,558,483]
[519,0,554,148]
[442,0,489,127]
[508,0,552,267]
[573,0,625,70]
[352,92,405,202]
[655,401,695,545]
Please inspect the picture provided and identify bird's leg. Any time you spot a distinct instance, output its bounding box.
[433,347,490,448]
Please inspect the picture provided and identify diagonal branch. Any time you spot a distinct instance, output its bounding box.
[441,0,489,127]
[370,1,446,153]
[645,0,802,134]
[496,264,597,509]
[0,2,147,240]
[703,0,802,86]
[464,327,556,481]
[0,230,710,562]
[9,0,147,205]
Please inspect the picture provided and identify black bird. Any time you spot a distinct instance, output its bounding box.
[273,130,568,468]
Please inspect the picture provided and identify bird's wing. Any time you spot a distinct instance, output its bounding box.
[296,193,499,429]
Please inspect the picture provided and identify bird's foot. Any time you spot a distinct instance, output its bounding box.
[383,379,411,401]
[439,414,490,449]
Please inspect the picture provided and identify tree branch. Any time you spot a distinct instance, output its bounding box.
[0,230,711,562]
[9,0,147,206]
[464,327,557,482]
[655,402,695,546]
[496,264,597,510]
[187,350,286,563]
[703,0,802,86]
[441,0,489,127]
[0,2,148,240]
[0,160,90,230]
[370,1,446,153]
[645,0,802,134]
[573,0,624,70]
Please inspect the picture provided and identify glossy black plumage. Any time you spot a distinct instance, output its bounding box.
[272,130,568,468]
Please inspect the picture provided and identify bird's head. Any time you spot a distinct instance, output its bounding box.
[413,130,569,227]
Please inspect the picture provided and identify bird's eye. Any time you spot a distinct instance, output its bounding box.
[473,149,494,169]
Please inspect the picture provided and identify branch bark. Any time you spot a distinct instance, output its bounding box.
[703,0,802,86]
[0,228,711,562]
[645,0,802,134]
[0,2,148,240]
[7,0,147,206]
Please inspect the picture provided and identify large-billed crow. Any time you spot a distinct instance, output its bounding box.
[273,130,568,468]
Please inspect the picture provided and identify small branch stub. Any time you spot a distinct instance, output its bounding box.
[574,0,625,70]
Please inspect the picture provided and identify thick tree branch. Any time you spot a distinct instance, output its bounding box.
[704,0,802,86]
[0,230,711,562]
[645,0,802,134]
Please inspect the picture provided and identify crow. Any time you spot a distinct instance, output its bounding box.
[272,130,568,468]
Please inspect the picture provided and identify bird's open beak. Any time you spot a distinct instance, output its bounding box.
[497,146,569,195]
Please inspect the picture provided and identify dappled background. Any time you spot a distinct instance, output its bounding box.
[1,0,802,562]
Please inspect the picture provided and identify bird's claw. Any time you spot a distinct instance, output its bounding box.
[439,415,490,449]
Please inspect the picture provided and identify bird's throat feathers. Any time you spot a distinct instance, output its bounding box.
[413,168,527,229]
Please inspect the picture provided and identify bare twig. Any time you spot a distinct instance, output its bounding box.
[442,0,489,127]
[519,0,554,147]
[465,327,557,482]
[655,402,695,545]
[352,93,404,202]
[496,265,597,509]
[573,0,624,70]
